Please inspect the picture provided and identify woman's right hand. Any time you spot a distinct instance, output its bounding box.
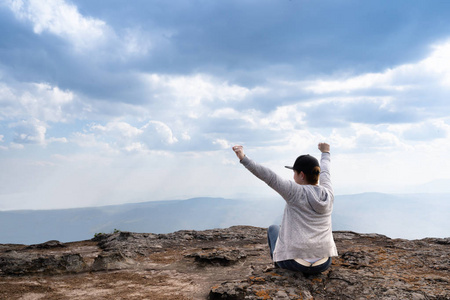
[232,145,245,160]
[318,142,330,153]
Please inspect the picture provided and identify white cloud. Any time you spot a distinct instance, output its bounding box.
[352,125,401,150]
[90,121,149,152]
[0,83,20,121]
[0,135,6,151]
[328,124,402,152]
[122,27,153,56]
[8,119,67,146]
[71,132,117,154]
[91,121,143,139]
[260,105,306,131]
[9,143,25,150]
[0,80,85,147]
[141,120,178,145]
[210,107,262,129]
[47,137,68,143]
[124,142,146,153]
[303,39,450,94]
[213,138,231,149]
[303,70,411,94]
[71,120,179,153]
[290,124,403,153]
[7,0,108,50]
[133,73,266,147]
[10,118,46,145]
[5,0,158,59]
[0,81,78,123]
[180,132,191,141]
[23,83,75,123]
[420,41,450,86]
[142,73,256,107]
[210,107,240,119]
[399,120,449,141]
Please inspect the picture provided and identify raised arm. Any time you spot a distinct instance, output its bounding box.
[318,143,332,193]
[232,145,295,201]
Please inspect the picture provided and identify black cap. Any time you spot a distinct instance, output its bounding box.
[285,155,320,174]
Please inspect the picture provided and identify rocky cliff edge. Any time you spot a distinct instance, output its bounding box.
[0,226,449,299]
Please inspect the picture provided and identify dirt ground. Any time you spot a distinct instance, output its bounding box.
[1,227,448,300]
[0,270,200,300]
[0,228,271,300]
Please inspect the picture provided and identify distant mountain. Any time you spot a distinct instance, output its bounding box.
[1,193,448,244]
[0,197,284,244]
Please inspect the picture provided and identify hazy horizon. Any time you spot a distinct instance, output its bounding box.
[1,193,448,245]
[1,188,450,212]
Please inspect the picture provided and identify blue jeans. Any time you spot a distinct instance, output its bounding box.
[267,225,331,275]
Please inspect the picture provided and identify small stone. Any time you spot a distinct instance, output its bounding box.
[385,289,396,295]
[302,290,313,300]
[411,293,425,300]
[275,290,288,298]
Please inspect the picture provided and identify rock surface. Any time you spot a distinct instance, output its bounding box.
[0,226,448,299]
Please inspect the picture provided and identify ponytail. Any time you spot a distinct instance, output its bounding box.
[305,166,321,185]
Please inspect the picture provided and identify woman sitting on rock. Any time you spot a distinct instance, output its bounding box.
[232,143,337,275]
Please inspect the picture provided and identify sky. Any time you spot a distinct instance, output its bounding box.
[1,0,450,210]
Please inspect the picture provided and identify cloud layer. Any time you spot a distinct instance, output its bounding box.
[1,0,450,209]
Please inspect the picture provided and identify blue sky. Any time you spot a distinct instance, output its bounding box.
[1,0,450,210]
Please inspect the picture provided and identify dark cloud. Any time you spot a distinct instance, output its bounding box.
[3,0,450,102]
[395,89,450,120]
[1,0,449,146]
[107,0,450,77]
[0,10,64,84]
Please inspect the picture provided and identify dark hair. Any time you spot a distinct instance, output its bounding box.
[286,154,321,184]
[304,166,320,185]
